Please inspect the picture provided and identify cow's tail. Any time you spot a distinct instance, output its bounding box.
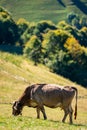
[72,87,78,120]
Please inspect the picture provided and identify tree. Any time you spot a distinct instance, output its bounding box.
[17,18,30,46]
[36,20,56,33]
[64,37,83,63]
[67,12,87,29]
[0,7,19,45]
[42,29,70,57]
[72,17,81,29]
[57,21,68,29]
[67,12,78,24]
[23,35,43,65]
[31,20,57,41]
[80,16,87,28]
[80,27,87,47]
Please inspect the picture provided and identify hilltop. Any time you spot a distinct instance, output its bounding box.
[0,0,87,23]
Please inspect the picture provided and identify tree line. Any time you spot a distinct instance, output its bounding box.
[0,7,87,87]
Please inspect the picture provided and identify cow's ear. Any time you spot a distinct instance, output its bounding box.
[12,101,16,105]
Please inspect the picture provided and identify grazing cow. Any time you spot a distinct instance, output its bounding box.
[12,84,78,124]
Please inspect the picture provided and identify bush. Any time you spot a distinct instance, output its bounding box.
[0,7,19,45]
[23,35,43,65]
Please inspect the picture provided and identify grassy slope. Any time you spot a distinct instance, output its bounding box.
[0,0,87,23]
[0,51,87,130]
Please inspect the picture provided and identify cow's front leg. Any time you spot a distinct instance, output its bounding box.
[40,106,47,120]
[62,108,69,123]
[36,107,40,119]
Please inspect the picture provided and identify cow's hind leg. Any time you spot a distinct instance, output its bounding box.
[62,108,69,123]
[40,106,47,120]
[69,105,73,124]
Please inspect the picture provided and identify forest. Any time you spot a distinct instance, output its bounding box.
[0,6,87,87]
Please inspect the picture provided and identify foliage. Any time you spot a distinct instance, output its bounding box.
[42,29,71,54]
[42,35,87,86]
[57,21,68,29]
[64,37,83,62]
[58,21,87,47]
[36,20,57,33]
[67,12,78,24]
[79,27,87,47]
[0,7,19,45]
[80,16,87,27]
[57,37,87,85]
[23,35,43,65]
[17,18,30,45]
[67,12,87,29]
[0,6,87,86]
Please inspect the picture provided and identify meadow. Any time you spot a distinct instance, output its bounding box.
[0,0,87,129]
[0,52,87,130]
[0,0,87,23]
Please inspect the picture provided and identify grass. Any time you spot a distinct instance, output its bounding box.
[0,105,87,130]
[0,51,87,130]
[0,0,87,23]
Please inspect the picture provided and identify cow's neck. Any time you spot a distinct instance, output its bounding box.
[18,86,31,107]
[18,92,29,106]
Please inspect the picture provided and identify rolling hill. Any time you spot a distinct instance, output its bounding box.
[0,51,87,130]
[0,0,87,23]
[0,51,87,103]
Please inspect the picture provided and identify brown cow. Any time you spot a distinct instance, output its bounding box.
[12,83,78,124]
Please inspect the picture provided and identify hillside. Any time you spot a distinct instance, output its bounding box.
[0,51,87,102]
[0,51,82,103]
[0,0,87,23]
[0,51,87,130]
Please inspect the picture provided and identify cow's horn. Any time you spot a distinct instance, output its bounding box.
[14,106,17,110]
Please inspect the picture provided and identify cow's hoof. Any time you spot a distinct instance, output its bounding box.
[44,117,47,120]
[69,120,73,124]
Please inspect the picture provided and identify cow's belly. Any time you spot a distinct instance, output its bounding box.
[54,102,62,108]
[30,100,38,108]
[40,93,62,108]
[43,100,62,108]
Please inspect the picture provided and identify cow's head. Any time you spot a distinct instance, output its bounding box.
[12,101,23,116]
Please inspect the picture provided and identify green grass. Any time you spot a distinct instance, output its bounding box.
[0,51,87,130]
[0,105,87,130]
[0,0,87,23]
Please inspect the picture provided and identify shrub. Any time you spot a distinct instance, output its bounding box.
[23,35,43,65]
[0,7,19,45]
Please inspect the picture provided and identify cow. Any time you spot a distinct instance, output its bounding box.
[12,83,78,124]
